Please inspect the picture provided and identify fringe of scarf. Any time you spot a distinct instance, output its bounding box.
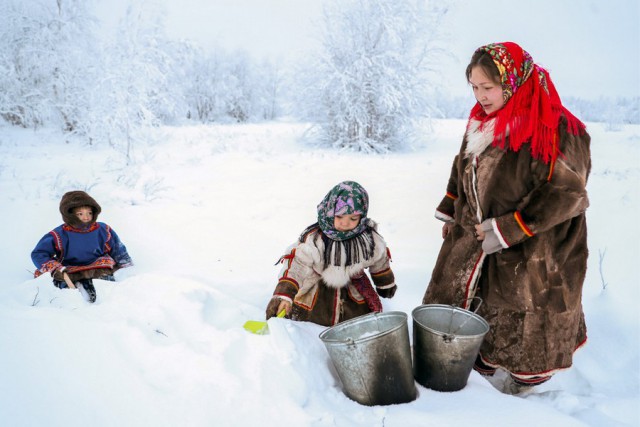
[299,223,376,267]
[469,62,585,165]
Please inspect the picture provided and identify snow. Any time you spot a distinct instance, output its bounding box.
[0,119,638,426]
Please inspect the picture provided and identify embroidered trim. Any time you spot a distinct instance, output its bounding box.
[445,191,458,200]
[463,252,487,310]
[478,335,587,378]
[50,231,63,258]
[371,267,391,277]
[277,277,300,291]
[514,211,534,237]
[65,256,115,273]
[39,260,62,274]
[294,289,319,311]
[331,289,340,325]
[62,223,99,233]
[104,224,112,253]
[346,285,367,304]
[279,248,297,278]
[473,356,497,376]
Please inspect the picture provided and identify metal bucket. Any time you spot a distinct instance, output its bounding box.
[412,304,489,392]
[319,311,417,406]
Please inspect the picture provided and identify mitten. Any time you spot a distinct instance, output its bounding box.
[265,297,282,319]
[377,284,397,299]
[480,219,503,254]
[52,266,67,281]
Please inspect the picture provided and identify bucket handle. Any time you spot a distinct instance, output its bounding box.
[443,297,483,342]
[467,296,483,314]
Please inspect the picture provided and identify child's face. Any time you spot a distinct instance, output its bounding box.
[334,214,361,232]
[74,206,93,224]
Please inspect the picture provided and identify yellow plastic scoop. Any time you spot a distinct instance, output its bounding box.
[243,309,286,335]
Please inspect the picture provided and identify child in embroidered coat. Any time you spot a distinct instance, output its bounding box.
[31,191,133,303]
[265,181,397,326]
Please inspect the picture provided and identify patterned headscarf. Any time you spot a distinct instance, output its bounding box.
[469,42,585,164]
[317,181,369,241]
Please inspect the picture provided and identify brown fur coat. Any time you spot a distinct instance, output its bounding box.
[423,117,591,375]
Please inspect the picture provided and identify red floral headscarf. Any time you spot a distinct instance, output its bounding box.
[469,42,585,164]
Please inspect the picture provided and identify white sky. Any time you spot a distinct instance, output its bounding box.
[96,0,640,100]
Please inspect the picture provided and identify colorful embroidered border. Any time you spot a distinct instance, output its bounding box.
[65,256,116,273]
[276,277,299,291]
[62,223,99,233]
[371,267,391,278]
[514,211,534,237]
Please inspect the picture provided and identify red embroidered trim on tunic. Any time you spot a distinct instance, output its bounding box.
[62,223,99,233]
[64,256,116,273]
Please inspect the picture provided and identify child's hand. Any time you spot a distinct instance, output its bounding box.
[266,298,291,319]
[277,300,292,316]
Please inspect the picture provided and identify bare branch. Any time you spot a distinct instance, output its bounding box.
[599,248,608,290]
[32,287,40,306]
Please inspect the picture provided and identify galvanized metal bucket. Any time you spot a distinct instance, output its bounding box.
[319,311,417,406]
[412,304,489,392]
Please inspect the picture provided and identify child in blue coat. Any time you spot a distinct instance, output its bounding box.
[31,191,133,303]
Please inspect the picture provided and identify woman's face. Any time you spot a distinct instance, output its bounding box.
[334,214,361,232]
[469,66,505,115]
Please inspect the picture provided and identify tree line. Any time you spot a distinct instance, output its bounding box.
[0,0,636,158]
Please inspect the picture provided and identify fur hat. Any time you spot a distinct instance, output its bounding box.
[59,191,101,227]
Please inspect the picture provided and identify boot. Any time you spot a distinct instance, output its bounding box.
[502,375,536,396]
[78,279,97,303]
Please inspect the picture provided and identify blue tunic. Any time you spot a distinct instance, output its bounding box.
[31,222,132,276]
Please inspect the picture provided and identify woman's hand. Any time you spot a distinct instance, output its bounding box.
[442,223,453,238]
[474,223,485,241]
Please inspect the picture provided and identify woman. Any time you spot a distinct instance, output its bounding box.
[423,42,591,394]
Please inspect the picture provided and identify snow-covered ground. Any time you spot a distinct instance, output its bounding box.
[0,119,637,426]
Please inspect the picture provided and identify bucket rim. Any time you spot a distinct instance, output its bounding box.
[411,304,489,338]
[319,311,408,344]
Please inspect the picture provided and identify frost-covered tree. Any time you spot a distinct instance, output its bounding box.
[564,96,640,127]
[255,58,283,120]
[0,0,97,130]
[183,47,226,123]
[182,48,283,123]
[84,1,172,161]
[225,52,253,122]
[295,0,449,152]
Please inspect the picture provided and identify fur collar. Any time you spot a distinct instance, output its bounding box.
[308,228,385,288]
[465,118,497,158]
